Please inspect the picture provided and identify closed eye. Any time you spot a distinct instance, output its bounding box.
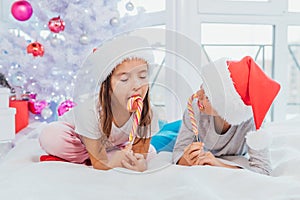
[120,74,129,82]
[139,71,148,79]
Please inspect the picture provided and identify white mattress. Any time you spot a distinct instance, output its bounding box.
[0,118,300,200]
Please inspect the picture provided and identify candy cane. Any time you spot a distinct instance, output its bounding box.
[127,96,143,144]
[187,93,203,142]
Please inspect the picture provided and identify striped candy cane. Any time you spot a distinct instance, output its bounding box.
[127,96,143,144]
[187,93,203,142]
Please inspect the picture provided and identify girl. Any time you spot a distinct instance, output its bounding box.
[39,36,158,172]
[173,56,280,175]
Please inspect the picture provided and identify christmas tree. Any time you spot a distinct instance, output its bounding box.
[0,0,146,121]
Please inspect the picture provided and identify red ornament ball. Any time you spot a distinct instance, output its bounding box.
[27,42,44,57]
[48,16,65,33]
[11,0,33,21]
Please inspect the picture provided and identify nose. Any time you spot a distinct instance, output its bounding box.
[197,89,204,100]
[132,76,142,91]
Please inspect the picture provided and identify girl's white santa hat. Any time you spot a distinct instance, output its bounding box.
[82,35,154,85]
[73,35,154,102]
[200,56,280,150]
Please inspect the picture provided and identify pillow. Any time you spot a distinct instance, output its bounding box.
[151,120,182,153]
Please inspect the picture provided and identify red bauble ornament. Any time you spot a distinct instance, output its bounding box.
[48,16,65,33]
[11,0,33,21]
[27,42,44,57]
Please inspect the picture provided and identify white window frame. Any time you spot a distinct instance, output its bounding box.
[166,0,295,122]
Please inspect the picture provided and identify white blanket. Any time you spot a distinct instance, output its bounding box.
[1,118,300,200]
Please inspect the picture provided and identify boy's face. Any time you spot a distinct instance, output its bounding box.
[197,85,218,116]
[110,58,149,110]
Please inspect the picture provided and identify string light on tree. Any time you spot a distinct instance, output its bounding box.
[79,33,89,45]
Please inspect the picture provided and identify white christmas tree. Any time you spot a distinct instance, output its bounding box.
[0,0,146,121]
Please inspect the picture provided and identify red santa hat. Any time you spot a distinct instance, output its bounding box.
[200,56,281,150]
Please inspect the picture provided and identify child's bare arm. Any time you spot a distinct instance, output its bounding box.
[81,136,127,170]
[213,115,231,134]
[132,138,150,158]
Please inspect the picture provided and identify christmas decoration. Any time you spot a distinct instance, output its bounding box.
[110,17,120,27]
[11,71,26,87]
[26,42,45,57]
[57,99,76,116]
[9,100,29,133]
[41,106,53,119]
[1,0,148,122]
[48,16,65,33]
[28,99,48,114]
[126,2,134,11]
[11,0,33,21]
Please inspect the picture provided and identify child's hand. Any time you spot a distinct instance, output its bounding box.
[196,151,234,168]
[178,142,204,166]
[196,88,218,116]
[196,151,225,167]
[121,152,147,172]
[107,150,129,168]
[196,151,241,169]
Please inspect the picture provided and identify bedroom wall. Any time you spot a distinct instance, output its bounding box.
[165,0,300,122]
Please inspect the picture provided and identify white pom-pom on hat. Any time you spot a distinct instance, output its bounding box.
[246,129,272,150]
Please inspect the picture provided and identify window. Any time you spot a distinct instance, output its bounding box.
[287,26,300,118]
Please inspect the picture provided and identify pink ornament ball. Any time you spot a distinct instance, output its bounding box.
[11,0,33,21]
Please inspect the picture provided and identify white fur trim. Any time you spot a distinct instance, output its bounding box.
[73,36,154,104]
[246,129,272,150]
[200,58,253,125]
[81,35,154,84]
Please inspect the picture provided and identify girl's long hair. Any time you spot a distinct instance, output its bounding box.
[99,70,152,143]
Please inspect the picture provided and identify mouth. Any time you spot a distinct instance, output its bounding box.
[128,94,141,99]
[127,95,142,112]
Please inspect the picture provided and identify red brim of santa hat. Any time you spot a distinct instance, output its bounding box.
[200,56,280,130]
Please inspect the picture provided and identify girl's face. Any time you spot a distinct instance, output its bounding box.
[111,58,149,109]
[197,86,218,116]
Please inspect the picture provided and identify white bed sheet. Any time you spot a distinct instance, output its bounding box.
[0,118,300,200]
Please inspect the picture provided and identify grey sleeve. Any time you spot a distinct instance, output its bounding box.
[172,109,195,164]
[247,147,272,175]
[221,118,272,175]
[223,119,272,175]
[235,119,272,175]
